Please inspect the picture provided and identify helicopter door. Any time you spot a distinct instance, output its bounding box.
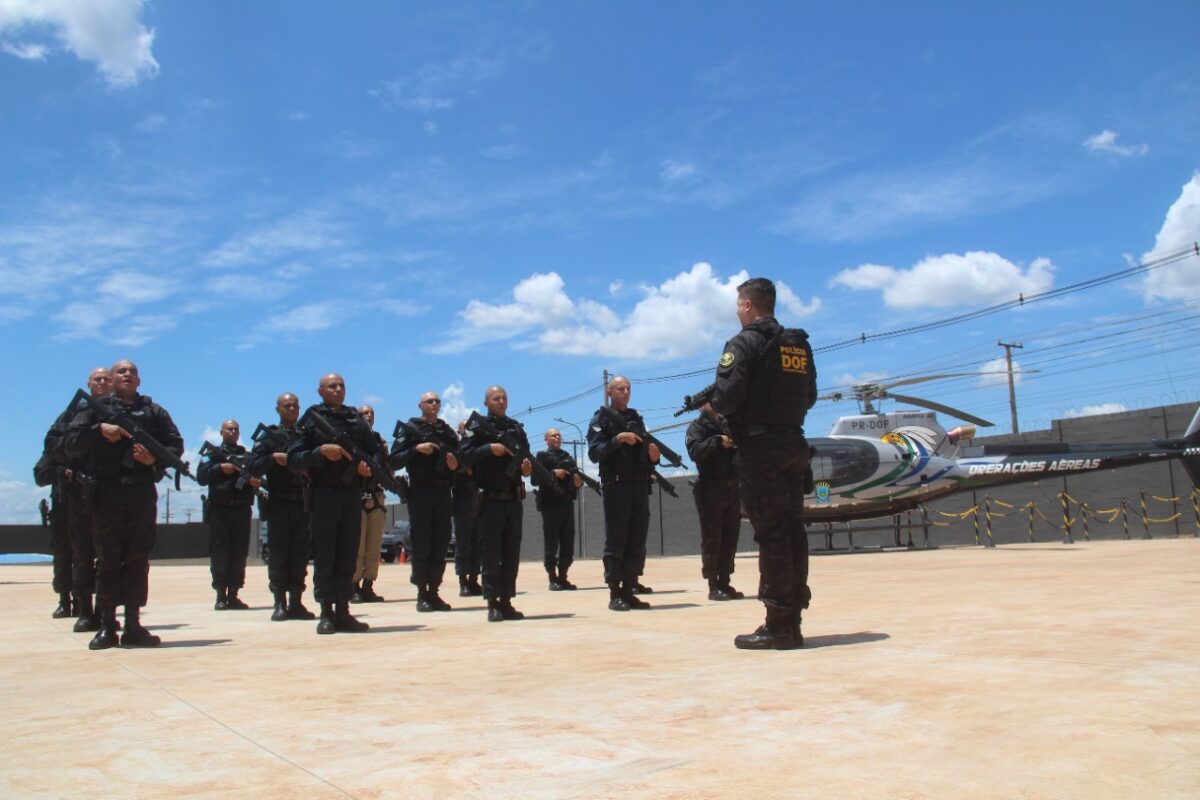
[808,438,881,488]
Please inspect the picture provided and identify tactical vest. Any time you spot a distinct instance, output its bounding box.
[739,327,813,428]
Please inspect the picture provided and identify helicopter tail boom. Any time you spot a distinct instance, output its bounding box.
[1182,406,1200,487]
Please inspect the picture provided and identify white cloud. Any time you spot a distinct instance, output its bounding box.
[1064,402,1128,418]
[110,312,176,347]
[99,268,175,303]
[831,251,1055,309]
[608,279,624,296]
[0,478,50,525]
[203,211,346,269]
[423,120,438,137]
[1083,130,1148,158]
[263,301,339,333]
[370,54,501,113]
[1,39,45,59]
[660,160,697,182]
[438,382,476,430]
[437,263,818,360]
[134,112,166,133]
[0,0,159,88]
[1141,173,1200,302]
[286,110,311,122]
[977,356,1024,389]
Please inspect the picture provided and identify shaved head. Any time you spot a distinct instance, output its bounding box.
[276,392,300,427]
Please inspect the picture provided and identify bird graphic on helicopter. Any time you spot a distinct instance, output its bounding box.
[675,375,1200,525]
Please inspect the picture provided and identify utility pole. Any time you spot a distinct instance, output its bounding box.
[164,487,171,524]
[602,369,610,407]
[998,340,1023,434]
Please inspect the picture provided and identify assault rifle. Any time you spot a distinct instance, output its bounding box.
[565,465,602,496]
[596,405,685,468]
[198,441,266,498]
[393,419,452,474]
[675,383,716,417]
[299,407,408,500]
[70,388,193,490]
[651,471,679,498]
[465,411,557,487]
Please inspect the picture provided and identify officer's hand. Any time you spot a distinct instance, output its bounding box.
[249,477,262,489]
[445,453,458,471]
[520,458,532,477]
[356,461,373,478]
[647,442,661,464]
[699,403,716,417]
[572,474,583,489]
[415,442,438,455]
[64,468,74,481]
[220,463,237,475]
[489,443,512,457]
[272,452,288,466]
[320,443,350,461]
[615,431,642,446]
[100,423,130,443]
[554,468,568,479]
[720,435,733,449]
[131,443,156,465]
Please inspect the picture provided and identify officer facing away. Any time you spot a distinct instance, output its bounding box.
[705,278,817,650]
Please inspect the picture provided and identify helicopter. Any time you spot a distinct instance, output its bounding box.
[676,377,1200,525]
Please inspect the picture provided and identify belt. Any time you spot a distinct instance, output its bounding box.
[412,479,453,488]
[696,477,739,487]
[481,489,520,501]
[744,424,805,438]
[103,475,154,486]
[268,490,304,502]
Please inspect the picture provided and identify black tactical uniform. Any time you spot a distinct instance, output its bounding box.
[532,448,579,590]
[452,469,482,596]
[247,423,313,620]
[685,412,743,600]
[34,408,75,619]
[390,417,459,611]
[65,394,184,650]
[711,316,817,649]
[197,442,256,610]
[287,403,376,634]
[460,414,529,620]
[587,406,654,611]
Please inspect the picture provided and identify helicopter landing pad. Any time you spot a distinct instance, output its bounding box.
[2,539,1197,799]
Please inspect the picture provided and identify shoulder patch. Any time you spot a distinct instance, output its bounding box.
[719,351,735,368]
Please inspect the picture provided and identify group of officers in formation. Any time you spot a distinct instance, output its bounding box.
[35,278,818,651]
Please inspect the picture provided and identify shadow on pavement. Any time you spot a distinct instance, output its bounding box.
[645,602,702,611]
[365,624,425,634]
[802,631,890,649]
[145,623,190,631]
[156,638,233,648]
[522,613,577,621]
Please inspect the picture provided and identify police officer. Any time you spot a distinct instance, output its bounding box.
[248,392,315,621]
[533,428,582,591]
[390,391,460,612]
[197,419,259,611]
[35,367,112,625]
[706,278,816,650]
[587,376,660,611]
[286,373,374,635]
[452,418,483,597]
[686,409,744,601]
[460,386,532,622]
[351,404,390,604]
[65,360,185,650]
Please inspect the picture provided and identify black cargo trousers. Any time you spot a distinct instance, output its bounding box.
[267,497,310,594]
[540,499,575,574]
[693,478,741,580]
[601,480,649,587]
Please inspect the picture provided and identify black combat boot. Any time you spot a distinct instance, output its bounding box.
[214,587,228,611]
[548,568,563,591]
[631,581,653,594]
[288,590,316,620]
[719,576,745,600]
[226,589,249,610]
[458,576,472,597]
[350,580,365,604]
[427,584,452,611]
[791,611,804,647]
[316,601,336,634]
[608,584,630,612]
[708,579,734,601]
[487,598,504,622]
[558,568,577,590]
[88,606,119,650]
[361,579,385,603]
[120,607,161,647]
[271,591,289,622]
[733,617,798,651]
[499,598,524,620]
[73,593,100,632]
[468,575,484,596]
[623,582,650,610]
[415,586,434,613]
[52,591,72,619]
[334,601,369,633]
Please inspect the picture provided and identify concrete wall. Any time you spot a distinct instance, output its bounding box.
[4,402,1195,559]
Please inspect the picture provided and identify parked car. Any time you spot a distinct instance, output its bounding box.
[382,520,410,563]
[258,522,269,562]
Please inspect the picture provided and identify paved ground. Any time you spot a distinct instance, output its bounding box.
[3,539,1198,799]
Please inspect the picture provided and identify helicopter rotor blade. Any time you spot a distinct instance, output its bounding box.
[882,391,994,427]
[880,370,1040,392]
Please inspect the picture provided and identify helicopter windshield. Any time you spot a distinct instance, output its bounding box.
[809,438,880,488]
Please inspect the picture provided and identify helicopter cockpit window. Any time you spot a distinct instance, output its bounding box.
[808,438,880,487]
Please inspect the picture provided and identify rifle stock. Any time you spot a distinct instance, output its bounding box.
[72,388,192,489]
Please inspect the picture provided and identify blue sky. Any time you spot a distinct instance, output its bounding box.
[2,1,1198,523]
